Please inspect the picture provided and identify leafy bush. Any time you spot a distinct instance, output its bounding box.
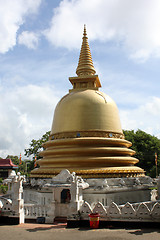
[0,185,8,194]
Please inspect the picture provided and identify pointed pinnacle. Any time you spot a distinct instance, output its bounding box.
[76,25,96,76]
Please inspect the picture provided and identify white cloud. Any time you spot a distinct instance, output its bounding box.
[18,31,39,49]
[0,0,42,53]
[120,97,160,137]
[0,84,59,158]
[45,0,160,61]
[130,49,151,63]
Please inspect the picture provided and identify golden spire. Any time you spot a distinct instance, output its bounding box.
[76,25,96,76]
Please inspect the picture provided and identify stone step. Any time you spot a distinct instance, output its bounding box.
[54,216,67,223]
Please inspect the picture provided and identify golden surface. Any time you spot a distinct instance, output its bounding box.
[76,24,96,76]
[51,130,124,140]
[51,90,123,135]
[69,75,101,90]
[31,166,145,178]
[31,136,145,178]
[30,26,144,178]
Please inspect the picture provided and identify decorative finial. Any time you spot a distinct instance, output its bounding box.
[83,24,87,37]
[76,25,96,76]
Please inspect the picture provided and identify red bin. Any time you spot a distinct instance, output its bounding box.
[89,213,100,229]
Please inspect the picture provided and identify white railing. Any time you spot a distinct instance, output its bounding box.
[24,204,49,219]
[79,201,160,222]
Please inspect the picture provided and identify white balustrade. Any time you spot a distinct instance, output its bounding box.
[24,204,48,219]
[79,200,160,222]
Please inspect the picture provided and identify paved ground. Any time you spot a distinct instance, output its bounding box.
[0,223,160,240]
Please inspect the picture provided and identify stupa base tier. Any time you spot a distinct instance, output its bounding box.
[30,166,145,178]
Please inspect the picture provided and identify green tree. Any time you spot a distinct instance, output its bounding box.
[0,178,7,194]
[6,155,19,166]
[24,129,160,178]
[24,131,50,159]
[24,160,35,176]
[0,185,8,194]
[123,129,160,177]
[24,131,50,174]
[6,155,26,174]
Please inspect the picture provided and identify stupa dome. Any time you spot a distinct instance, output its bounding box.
[51,90,122,137]
[31,25,144,178]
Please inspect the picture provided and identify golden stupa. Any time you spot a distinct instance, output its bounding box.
[31,25,145,178]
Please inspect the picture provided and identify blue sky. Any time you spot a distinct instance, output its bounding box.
[0,0,160,158]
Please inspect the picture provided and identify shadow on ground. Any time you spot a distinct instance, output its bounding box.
[128,228,160,235]
[17,219,160,235]
[26,223,67,232]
